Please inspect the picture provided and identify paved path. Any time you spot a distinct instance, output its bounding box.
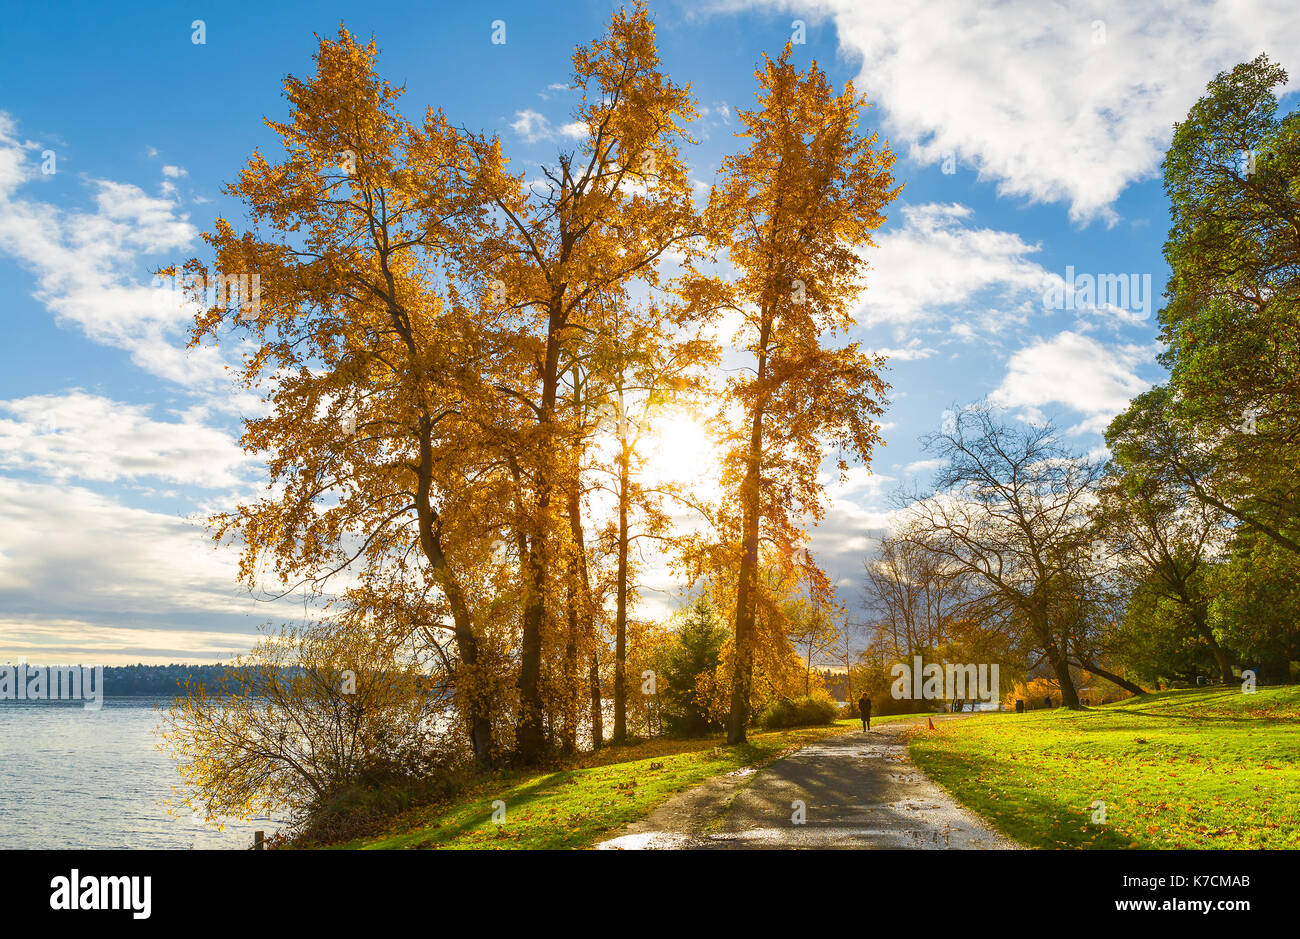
[598,715,1017,850]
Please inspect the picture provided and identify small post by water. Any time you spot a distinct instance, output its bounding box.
[253,830,265,851]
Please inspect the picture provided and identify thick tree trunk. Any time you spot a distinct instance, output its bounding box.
[728,406,764,745]
[515,303,565,765]
[728,318,771,746]
[1191,611,1233,684]
[1044,638,1081,708]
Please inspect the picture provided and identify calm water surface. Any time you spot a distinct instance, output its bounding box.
[0,697,282,849]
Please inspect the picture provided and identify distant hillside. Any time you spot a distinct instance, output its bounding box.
[100,664,247,696]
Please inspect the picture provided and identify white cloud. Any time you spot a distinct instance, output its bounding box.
[875,338,936,361]
[511,108,588,145]
[990,330,1156,433]
[0,618,260,665]
[904,457,943,475]
[764,0,1300,222]
[0,391,254,488]
[161,165,187,178]
[857,202,1052,333]
[824,465,893,501]
[0,111,237,389]
[0,113,30,199]
[510,109,549,142]
[0,477,248,617]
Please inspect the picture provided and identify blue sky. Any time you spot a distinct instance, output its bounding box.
[1,1,1296,663]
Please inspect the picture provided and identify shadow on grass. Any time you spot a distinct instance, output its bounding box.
[1098,688,1300,724]
[375,768,587,849]
[912,745,1140,849]
[378,741,775,849]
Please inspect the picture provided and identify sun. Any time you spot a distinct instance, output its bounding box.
[639,407,722,497]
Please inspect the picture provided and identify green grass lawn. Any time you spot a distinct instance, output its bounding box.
[910,685,1300,849]
[335,717,892,849]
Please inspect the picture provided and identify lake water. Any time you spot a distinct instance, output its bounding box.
[0,697,280,849]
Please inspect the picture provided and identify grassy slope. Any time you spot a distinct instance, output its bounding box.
[910,686,1300,849]
[338,716,916,850]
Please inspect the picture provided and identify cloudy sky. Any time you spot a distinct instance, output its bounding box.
[1,1,1296,663]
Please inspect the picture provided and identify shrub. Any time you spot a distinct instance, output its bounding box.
[161,619,466,841]
[757,693,837,729]
[294,761,468,845]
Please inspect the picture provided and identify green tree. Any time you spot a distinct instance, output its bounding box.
[656,599,729,736]
[1157,53,1300,556]
[1097,413,1233,683]
[1111,575,1222,687]
[1208,532,1300,684]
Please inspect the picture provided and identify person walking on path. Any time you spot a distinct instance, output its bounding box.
[858,693,872,731]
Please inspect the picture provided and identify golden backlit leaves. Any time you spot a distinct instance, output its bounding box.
[173,4,897,787]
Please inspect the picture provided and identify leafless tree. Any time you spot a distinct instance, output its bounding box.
[901,404,1102,708]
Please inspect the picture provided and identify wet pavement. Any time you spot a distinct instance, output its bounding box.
[598,716,1017,850]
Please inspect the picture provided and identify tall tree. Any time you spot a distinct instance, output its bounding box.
[1157,53,1300,555]
[462,2,704,763]
[186,29,505,765]
[709,47,897,743]
[584,293,715,744]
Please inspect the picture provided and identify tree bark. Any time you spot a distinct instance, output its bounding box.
[728,316,771,745]
[565,478,600,750]
[414,416,493,766]
[1191,611,1233,684]
[561,595,580,755]
[612,440,631,744]
[728,395,765,745]
[515,304,565,765]
[1071,656,1147,697]
[1043,634,1081,708]
[589,646,603,750]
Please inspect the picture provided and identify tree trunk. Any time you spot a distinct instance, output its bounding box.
[564,471,602,750]
[1071,656,1147,697]
[414,417,492,766]
[589,646,603,750]
[561,596,579,755]
[1191,610,1233,684]
[612,440,631,744]
[515,556,547,763]
[1044,637,1081,708]
[515,300,569,765]
[728,320,771,746]
[728,404,764,745]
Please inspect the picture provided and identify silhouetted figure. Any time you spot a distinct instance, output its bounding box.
[858,694,872,731]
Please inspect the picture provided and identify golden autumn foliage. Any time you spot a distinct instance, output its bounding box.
[164,3,899,829]
[704,46,899,742]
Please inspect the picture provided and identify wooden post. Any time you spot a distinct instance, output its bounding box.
[253,830,265,851]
